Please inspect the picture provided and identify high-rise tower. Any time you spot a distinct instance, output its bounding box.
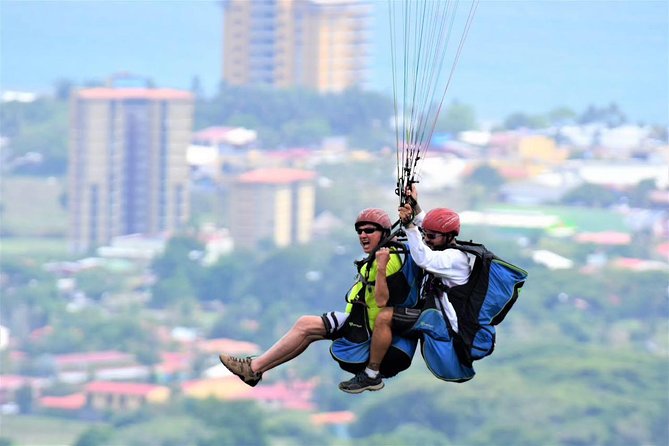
[222,0,371,93]
[229,168,316,249]
[68,87,194,254]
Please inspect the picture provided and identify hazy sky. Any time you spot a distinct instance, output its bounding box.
[1,0,667,125]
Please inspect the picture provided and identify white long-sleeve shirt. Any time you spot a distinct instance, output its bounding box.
[406,211,474,332]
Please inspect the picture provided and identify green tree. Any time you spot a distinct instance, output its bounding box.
[1,98,68,175]
[151,270,195,308]
[75,268,126,300]
[74,427,114,446]
[190,75,204,99]
[227,112,261,130]
[194,85,393,149]
[151,236,204,280]
[461,164,506,208]
[547,106,577,125]
[0,256,53,285]
[2,284,60,340]
[281,117,331,145]
[15,385,33,413]
[625,178,655,207]
[349,346,668,445]
[503,112,547,129]
[562,183,619,207]
[466,164,505,191]
[196,252,252,302]
[578,102,627,126]
[435,100,478,133]
[365,424,453,446]
[53,78,74,101]
[185,398,268,446]
[29,308,162,356]
[150,235,204,308]
[325,87,393,136]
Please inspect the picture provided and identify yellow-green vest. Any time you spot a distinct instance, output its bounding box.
[345,250,403,330]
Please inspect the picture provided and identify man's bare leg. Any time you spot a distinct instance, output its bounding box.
[337,308,392,393]
[220,315,327,386]
[367,307,394,373]
[252,315,326,373]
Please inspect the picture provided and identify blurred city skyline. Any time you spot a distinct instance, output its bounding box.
[1,0,667,125]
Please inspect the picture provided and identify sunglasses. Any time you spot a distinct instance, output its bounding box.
[356,227,380,235]
[420,229,443,240]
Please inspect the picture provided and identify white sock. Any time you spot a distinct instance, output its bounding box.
[365,367,379,379]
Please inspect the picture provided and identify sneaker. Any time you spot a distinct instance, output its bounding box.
[338,371,384,394]
[219,353,262,387]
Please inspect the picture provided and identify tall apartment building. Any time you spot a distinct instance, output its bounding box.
[68,87,194,254]
[222,0,371,93]
[229,168,316,249]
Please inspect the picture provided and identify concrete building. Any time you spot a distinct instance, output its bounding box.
[229,168,316,249]
[85,381,170,412]
[68,87,194,253]
[222,0,371,93]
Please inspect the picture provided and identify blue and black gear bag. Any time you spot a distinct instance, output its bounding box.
[448,241,528,366]
[412,240,528,381]
[329,300,419,378]
[330,242,423,378]
[411,293,476,382]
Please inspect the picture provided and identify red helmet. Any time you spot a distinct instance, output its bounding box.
[355,208,392,230]
[423,208,460,235]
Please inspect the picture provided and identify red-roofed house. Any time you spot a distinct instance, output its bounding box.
[611,258,669,272]
[656,242,669,259]
[574,231,632,245]
[85,381,170,412]
[28,325,53,342]
[92,365,151,382]
[0,375,49,403]
[53,351,136,372]
[182,377,317,411]
[154,352,193,382]
[39,393,86,413]
[310,410,356,426]
[230,168,316,249]
[77,87,192,101]
[237,168,316,185]
[192,126,257,147]
[181,377,251,400]
[84,381,171,411]
[311,410,357,439]
[196,338,261,356]
[227,380,317,411]
[265,148,313,164]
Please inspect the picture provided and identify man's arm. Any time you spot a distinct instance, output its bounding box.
[374,247,405,307]
[374,247,391,307]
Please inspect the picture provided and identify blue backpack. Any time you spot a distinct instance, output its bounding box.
[411,241,528,382]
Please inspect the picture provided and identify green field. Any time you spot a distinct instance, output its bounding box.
[1,237,69,260]
[0,176,68,237]
[0,414,100,446]
[487,203,630,232]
